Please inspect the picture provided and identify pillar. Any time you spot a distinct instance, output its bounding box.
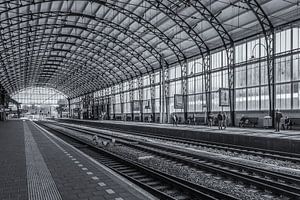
[138,77,143,122]
[181,60,188,123]
[150,73,156,122]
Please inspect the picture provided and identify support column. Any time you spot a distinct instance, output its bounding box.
[160,62,169,123]
[203,55,211,121]
[182,60,188,123]
[138,77,143,122]
[266,32,275,127]
[120,83,124,120]
[0,90,5,121]
[17,103,20,118]
[129,80,134,121]
[68,98,71,118]
[150,73,156,122]
[105,89,110,120]
[111,86,116,120]
[227,47,235,126]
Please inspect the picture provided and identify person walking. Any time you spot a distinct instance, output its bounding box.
[217,112,223,130]
[275,109,283,132]
[222,112,227,129]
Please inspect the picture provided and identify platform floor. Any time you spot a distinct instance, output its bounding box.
[65,119,300,141]
[56,118,300,154]
[0,120,155,200]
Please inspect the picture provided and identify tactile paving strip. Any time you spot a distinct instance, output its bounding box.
[24,122,62,200]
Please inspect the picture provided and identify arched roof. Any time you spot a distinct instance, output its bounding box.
[0,0,299,98]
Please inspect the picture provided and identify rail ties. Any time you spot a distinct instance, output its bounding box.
[37,122,236,200]
[39,121,300,199]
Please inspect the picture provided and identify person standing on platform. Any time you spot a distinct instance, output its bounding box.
[172,113,176,126]
[222,112,227,129]
[208,112,214,127]
[275,109,283,132]
[193,114,196,125]
[174,114,178,126]
[217,112,223,130]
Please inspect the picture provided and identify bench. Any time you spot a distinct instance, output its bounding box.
[115,116,122,120]
[195,117,205,125]
[239,117,259,127]
[288,118,300,130]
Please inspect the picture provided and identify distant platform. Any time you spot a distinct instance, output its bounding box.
[0,120,155,200]
[56,118,300,154]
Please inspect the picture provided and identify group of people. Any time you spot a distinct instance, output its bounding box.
[207,111,227,129]
[170,110,291,132]
[275,109,292,132]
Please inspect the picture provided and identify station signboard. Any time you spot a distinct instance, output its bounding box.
[219,88,230,107]
[133,100,140,111]
[174,94,184,109]
[144,100,150,109]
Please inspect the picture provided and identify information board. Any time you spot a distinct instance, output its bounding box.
[174,94,184,109]
[219,88,229,106]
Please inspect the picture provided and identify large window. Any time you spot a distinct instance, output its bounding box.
[12,87,67,105]
[74,27,300,117]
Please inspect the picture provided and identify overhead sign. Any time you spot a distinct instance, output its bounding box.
[174,94,184,109]
[144,100,150,109]
[133,100,140,111]
[219,88,229,106]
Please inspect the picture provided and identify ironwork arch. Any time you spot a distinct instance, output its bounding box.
[243,0,275,126]
[0,0,184,64]
[0,12,158,74]
[0,49,122,95]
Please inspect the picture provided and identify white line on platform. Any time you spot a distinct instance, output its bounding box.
[32,122,158,200]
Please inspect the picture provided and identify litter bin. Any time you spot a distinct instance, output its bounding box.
[263,116,272,128]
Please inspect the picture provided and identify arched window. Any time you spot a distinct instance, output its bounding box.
[11,87,67,105]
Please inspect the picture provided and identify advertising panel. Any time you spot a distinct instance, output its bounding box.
[174,94,184,109]
[219,88,230,106]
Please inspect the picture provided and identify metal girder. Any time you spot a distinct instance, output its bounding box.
[243,0,275,126]
[0,26,157,96]
[0,38,135,82]
[181,59,188,122]
[181,0,233,47]
[6,54,112,89]
[203,55,211,113]
[146,0,209,55]
[160,58,169,123]
[138,76,143,121]
[150,73,156,117]
[0,45,123,84]
[0,12,157,74]
[181,0,235,123]
[0,0,178,65]
[0,6,173,96]
[0,49,117,96]
[91,0,186,63]
[120,83,124,115]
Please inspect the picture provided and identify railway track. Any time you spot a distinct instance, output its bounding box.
[60,120,300,164]
[36,121,237,200]
[40,121,300,200]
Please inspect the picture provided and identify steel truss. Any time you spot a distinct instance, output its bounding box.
[181,0,235,124]
[243,0,274,126]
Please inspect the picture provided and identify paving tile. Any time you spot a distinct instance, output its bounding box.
[23,121,153,200]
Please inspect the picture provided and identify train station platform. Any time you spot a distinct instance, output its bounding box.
[56,119,300,154]
[0,119,155,200]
